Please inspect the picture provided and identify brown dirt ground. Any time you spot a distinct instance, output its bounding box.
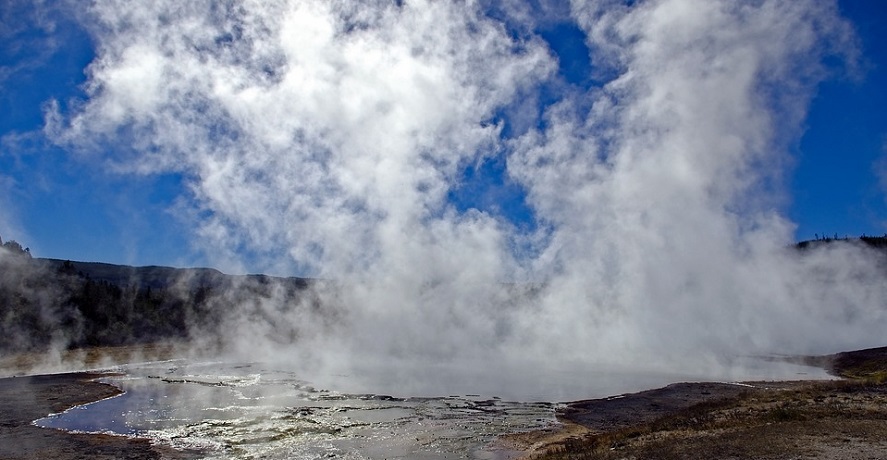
[505,346,887,460]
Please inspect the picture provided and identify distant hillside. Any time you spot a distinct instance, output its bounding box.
[796,235,887,250]
[2,234,886,354]
[40,259,226,290]
[0,252,321,353]
[39,258,311,292]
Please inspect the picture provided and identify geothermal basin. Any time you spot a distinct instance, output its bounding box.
[30,353,830,459]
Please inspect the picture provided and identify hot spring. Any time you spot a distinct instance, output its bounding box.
[33,352,829,459]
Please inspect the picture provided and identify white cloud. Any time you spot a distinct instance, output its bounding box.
[504,0,880,367]
[46,0,887,398]
[53,0,553,278]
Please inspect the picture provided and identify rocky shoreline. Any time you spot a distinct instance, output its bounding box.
[0,372,196,460]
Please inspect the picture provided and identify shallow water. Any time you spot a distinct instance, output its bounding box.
[35,356,831,459]
[37,360,559,459]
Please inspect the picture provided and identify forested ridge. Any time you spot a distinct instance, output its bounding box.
[1,235,886,353]
[0,243,315,352]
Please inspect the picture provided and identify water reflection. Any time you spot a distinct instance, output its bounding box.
[36,355,830,458]
[36,360,559,459]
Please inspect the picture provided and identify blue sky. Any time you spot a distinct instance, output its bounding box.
[1,0,886,274]
[792,0,887,241]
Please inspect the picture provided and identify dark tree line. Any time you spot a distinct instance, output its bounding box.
[0,247,316,353]
[0,237,30,257]
[796,234,887,250]
[0,257,211,351]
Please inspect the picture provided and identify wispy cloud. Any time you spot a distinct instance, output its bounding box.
[0,0,63,86]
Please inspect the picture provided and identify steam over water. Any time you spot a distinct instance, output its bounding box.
[27,0,887,417]
[38,359,559,459]
[2,3,885,457]
[36,357,829,459]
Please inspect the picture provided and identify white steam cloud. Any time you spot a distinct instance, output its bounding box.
[46,0,887,397]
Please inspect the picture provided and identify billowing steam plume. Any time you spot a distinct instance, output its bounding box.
[43,0,887,396]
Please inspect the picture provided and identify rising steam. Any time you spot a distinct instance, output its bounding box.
[43,0,887,396]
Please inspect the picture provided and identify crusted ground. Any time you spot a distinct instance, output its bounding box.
[515,347,887,460]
